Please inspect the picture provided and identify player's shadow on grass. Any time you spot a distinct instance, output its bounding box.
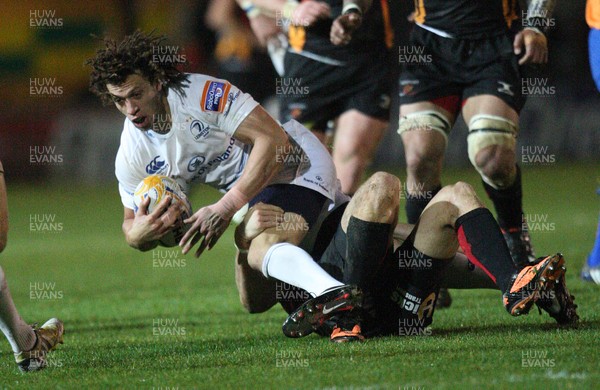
[64,311,282,335]
[63,313,238,334]
[432,318,600,337]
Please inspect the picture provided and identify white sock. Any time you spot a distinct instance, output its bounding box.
[262,243,343,297]
[0,267,36,353]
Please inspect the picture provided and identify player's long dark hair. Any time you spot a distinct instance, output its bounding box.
[86,30,189,105]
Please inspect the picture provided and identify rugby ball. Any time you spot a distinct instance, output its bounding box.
[133,175,193,247]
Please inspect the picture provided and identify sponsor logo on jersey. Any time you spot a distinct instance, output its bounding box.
[223,90,241,117]
[201,81,231,112]
[302,177,328,193]
[194,138,236,177]
[187,156,206,172]
[189,120,210,141]
[146,155,169,174]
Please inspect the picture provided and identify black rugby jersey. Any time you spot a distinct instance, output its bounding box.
[413,0,520,38]
[287,0,393,64]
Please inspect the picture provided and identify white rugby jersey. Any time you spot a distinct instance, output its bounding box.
[115,73,344,210]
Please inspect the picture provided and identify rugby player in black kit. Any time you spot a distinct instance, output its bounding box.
[333,0,556,307]
[400,0,554,268]
[239,0,395,195]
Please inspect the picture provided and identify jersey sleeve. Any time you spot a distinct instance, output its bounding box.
[115,124,144,210]
[187,74,260,138]
[118,181,135,210]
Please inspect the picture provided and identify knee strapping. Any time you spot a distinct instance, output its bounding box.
[398,110,451,144]
[467,114,518,189]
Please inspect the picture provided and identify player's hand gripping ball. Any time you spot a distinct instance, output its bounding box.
[133,175,193,247]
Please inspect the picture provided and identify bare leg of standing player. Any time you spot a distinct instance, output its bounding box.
[399,101,455,224]
[399,100,456,308]
[400,93,536,308]
[462,95,535,267]
[333,110,388,195]
[0,161,64,371]
[0,162,37,361]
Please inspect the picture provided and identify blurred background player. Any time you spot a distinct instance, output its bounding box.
[205,0,277,107]
[234,0,288,77]
[237,0,394,195]
[0,160,64,371]
[581,0,600,284]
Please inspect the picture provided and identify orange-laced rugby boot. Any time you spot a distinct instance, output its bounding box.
[330,324,365,343]
[503,254,565,316]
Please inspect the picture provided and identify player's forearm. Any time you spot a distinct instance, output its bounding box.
[522,0,556,31]
[221,107,288,217]
[230,132,283,204]
[243,0,289,13]
[0,161,8,252]
[242,0,373,17]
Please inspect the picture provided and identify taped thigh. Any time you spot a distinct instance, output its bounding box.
[398,110,451,144]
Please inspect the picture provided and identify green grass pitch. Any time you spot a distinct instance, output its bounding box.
[0,163,598,389]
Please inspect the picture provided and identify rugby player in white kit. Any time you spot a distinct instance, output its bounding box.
[86,31,361,325]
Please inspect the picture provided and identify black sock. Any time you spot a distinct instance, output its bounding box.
[455,208,517,293]
[405,185,441,224]
[368,246,447,336]
[397,246,448,292]
[344,216,393,288]
[482,165,523,231]
[395,247,449,334]
[396,284,438,334]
